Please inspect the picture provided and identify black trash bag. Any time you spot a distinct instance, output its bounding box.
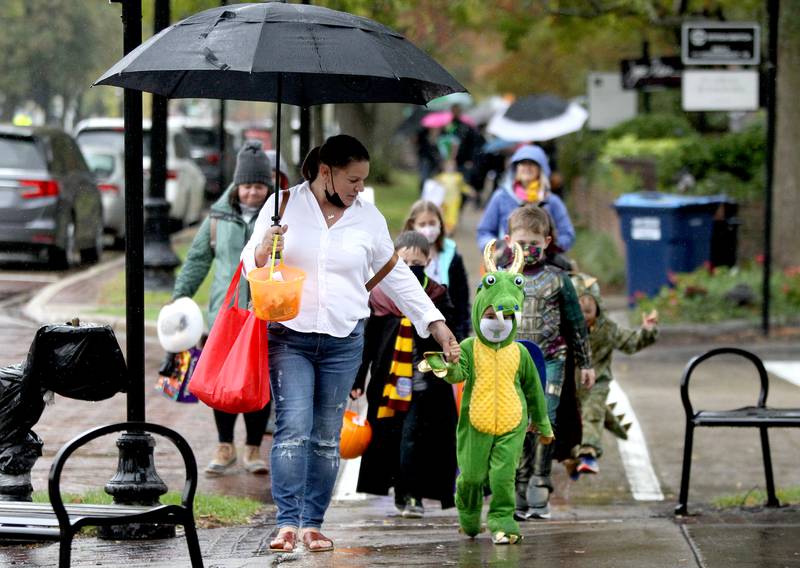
[0,431,43,475]
[24,322,128,401]
[0,364,46,444]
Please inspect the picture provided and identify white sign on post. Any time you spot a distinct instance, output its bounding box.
[587,72,638,130]
[682,70,759,111]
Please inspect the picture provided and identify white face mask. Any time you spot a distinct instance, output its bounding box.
[416,224,441,244]
[479,316,513,343]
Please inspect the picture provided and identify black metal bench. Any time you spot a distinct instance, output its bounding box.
[0,422,203,567]
[675,347,800,515]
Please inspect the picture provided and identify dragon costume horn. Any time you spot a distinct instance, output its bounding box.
[483,239,498,272]
[509,241,524,274]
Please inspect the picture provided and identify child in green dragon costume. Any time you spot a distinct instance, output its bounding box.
[420,240,552,545]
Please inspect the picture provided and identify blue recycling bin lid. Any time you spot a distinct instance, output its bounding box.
[613,191,731,210]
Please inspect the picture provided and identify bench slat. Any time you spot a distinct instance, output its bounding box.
[694,407,800,427]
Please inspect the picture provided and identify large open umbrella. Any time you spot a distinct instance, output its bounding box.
[487,94,588,142]
[94,2,465,428]
[96,1,466,225]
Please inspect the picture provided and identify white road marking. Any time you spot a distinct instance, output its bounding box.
[607,380,664,501]
[764,361,800,388]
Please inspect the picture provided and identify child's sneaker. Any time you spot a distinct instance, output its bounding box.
[205,443,236,475]
[527,503,551,520]
[401,497,424,518]
[577,455,599,474]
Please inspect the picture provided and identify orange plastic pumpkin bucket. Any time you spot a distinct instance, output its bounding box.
[246,263,305,322]
[339,410,372,459]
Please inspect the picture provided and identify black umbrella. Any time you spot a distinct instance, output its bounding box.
[487,94,588,142]
[96,1,465,225]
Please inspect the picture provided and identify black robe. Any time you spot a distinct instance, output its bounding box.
[352,282,457,508]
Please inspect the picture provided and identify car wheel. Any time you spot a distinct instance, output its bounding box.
[80,222,104,265]
[49,218,80,270]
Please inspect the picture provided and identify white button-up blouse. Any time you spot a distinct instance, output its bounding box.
[241,182,444,338]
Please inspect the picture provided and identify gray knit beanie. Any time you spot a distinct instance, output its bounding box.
[233,140,272,186]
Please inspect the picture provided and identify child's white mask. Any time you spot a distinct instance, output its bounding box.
[479,313,513,343]
[416,224,441,244]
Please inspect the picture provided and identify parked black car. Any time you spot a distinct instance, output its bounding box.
[0,125,103,268]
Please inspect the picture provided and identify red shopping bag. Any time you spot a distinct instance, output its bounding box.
[189,261,270,413]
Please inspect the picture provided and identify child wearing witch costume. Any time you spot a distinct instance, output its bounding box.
[351,231,458,518]
[420,241,552,544]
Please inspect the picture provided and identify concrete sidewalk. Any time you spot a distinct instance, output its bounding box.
[2,207,798,567]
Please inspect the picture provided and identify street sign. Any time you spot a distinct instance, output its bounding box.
[621,56,683,90]
[587,72,637,130]
[682,70,759,111]
[682,22,760,66]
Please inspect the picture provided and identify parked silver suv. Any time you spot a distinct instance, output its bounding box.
[0,125,103,268]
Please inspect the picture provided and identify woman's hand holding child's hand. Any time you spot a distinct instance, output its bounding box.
[429,321,460,363]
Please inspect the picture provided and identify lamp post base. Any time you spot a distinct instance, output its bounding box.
[98,431,175,540]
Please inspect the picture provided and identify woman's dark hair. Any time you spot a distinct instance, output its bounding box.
[394,230,431,258]
[301,134,370,181]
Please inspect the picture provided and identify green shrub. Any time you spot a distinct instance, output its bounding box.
[635,262,800,324]
[604,113,694,140]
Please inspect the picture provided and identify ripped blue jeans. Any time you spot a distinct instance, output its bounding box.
[267,320,365,529]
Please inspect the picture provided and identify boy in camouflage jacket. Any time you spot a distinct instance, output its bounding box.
[570,273,658,475]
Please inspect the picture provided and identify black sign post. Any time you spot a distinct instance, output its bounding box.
[682,22,761,66]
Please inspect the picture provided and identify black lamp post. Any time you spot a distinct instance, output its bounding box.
[101,0,172,540]
[218,0,228,193]
[143,0,181,290]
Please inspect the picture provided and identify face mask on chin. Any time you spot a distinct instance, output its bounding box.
[479,314,513,343]
[324,173,347,208]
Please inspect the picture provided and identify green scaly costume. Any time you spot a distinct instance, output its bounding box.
[421,241,552,544]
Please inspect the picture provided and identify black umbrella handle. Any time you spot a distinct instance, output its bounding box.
[272,74,283,261]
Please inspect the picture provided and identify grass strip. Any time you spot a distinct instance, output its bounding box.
[32,489,264,529]
[712,486,800,508]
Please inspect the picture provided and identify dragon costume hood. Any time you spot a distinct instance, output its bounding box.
[473,240,526,348]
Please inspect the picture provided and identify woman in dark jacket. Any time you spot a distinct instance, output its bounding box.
[172,140,273,476]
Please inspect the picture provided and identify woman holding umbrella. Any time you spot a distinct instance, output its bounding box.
[241,134,460,553]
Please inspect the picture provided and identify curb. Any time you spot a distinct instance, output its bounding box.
[23,255,126,327]
[22,226,200,335]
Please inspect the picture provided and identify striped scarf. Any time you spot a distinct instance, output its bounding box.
[377,316,414,419]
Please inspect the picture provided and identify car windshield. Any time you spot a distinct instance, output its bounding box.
[0,136,47,169]
[85,152,116,179]
[76,129,152,157]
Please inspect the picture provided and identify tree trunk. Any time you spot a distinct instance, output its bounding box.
[773,0,800,268]
[335,103,405,183]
